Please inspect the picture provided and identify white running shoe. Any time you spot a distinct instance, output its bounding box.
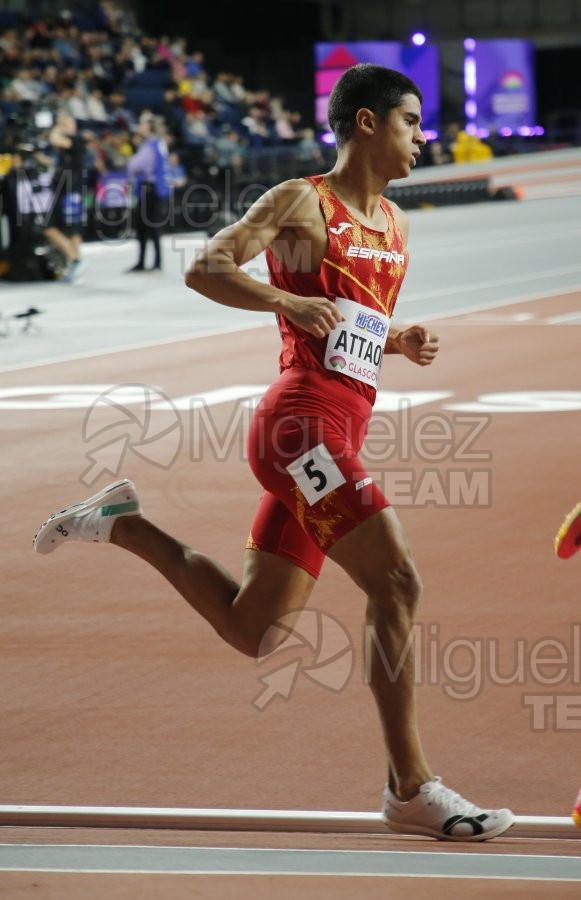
[61,258,86,284]
[33,479,142,555]
[382,777,514,841]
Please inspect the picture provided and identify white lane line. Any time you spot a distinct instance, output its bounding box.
[1,846,580,880]
[81,235,207,256]
[0,320,275,375]
[2,262,580,374]
[397,286,581,324]
[546,311,581,324]
[398,264,581,304]
[410,224,581,259]
[3,280,580,375]
[492,166,581,184]
[389,147,581,186]
[2,869,580,882]
[521,187,581,200]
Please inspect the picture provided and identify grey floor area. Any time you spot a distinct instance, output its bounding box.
[1,193,581,372]
[1,843,581,878]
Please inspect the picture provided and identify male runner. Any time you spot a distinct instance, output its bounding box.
[33,65,514,841]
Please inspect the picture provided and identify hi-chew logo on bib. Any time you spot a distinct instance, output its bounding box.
[324,298,389,388]
[354,310,388,339]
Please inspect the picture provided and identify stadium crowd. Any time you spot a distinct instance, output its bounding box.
[0,2,336,279]
[0,1,327,190]
[0,1,509,281]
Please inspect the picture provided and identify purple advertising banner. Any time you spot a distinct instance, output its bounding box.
[315,42,440,134]
[470,39,537,132]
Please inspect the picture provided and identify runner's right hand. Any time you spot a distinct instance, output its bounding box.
[280,295,345,338]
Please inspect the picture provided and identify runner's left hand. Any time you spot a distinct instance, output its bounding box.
[398,326,439,366]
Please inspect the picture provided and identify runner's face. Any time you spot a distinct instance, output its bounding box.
[379,93,426,178]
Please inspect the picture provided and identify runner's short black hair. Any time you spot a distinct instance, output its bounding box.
[327,64,423,148]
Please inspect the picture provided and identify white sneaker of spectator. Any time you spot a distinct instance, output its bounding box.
[61,259,86,284]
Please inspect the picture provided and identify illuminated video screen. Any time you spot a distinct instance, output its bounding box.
[464,39,538,136]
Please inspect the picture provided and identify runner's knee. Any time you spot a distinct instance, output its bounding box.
[229,600,297,659]
[368,556,423,612]
[235,622,292,660]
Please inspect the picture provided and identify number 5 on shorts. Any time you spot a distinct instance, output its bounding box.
[286,442,346,506]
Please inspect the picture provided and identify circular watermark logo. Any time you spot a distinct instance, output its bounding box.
[80,383,183,486]
[253,609,355,711]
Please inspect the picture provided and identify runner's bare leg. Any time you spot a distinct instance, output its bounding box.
[328,506,433,801]
[111,516,316,657]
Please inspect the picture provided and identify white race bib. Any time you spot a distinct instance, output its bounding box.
[324,298,389,388]
[285,442,346,506]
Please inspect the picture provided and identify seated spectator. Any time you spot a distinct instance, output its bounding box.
[213,72,237,105]
[83,128,106,174]
[160,87,185,136]
[95,0,134,35]
[451,129,493,163]
[0,27,20,53]
[212,127,247,175]
[166,150,187,188]
[170,53,188,86]
[156,36,173,63]
[106,90,136,130]
[60,81,92,122]
[119,36,147,74]
[241,105,270,146]
[171,38,188,59]
[7,68,44,102]
[182,109,212,147]
[179,70,210,109]
[185,51,205,77]
[182,86,214,117]
[250,89,272,118]
[39,64,59,97]
[85,88,109,123]
[425,140,452,166]
[274,109,298,141]
[52,25,81,67]
[230,74,246,104]
[297,127,323,165]
[59,65,82,91]
[99,128,134,169]
[83,44,115,90]
[27,20,54,51]
[269,95,286,120]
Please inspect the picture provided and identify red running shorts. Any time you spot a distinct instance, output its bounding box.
[246,367,390,578]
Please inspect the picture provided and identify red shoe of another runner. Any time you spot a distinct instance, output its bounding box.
[555,502,581,560]
[573,788,581,830]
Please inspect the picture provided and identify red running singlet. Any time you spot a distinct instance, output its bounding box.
[246,176,410,578]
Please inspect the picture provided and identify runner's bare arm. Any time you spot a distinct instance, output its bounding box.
[386,325,440,365]
[385,323,404,354]
[185,180,344,338]
[381,202,438,365]
[389,199,410,244]
[383,201,410,353]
